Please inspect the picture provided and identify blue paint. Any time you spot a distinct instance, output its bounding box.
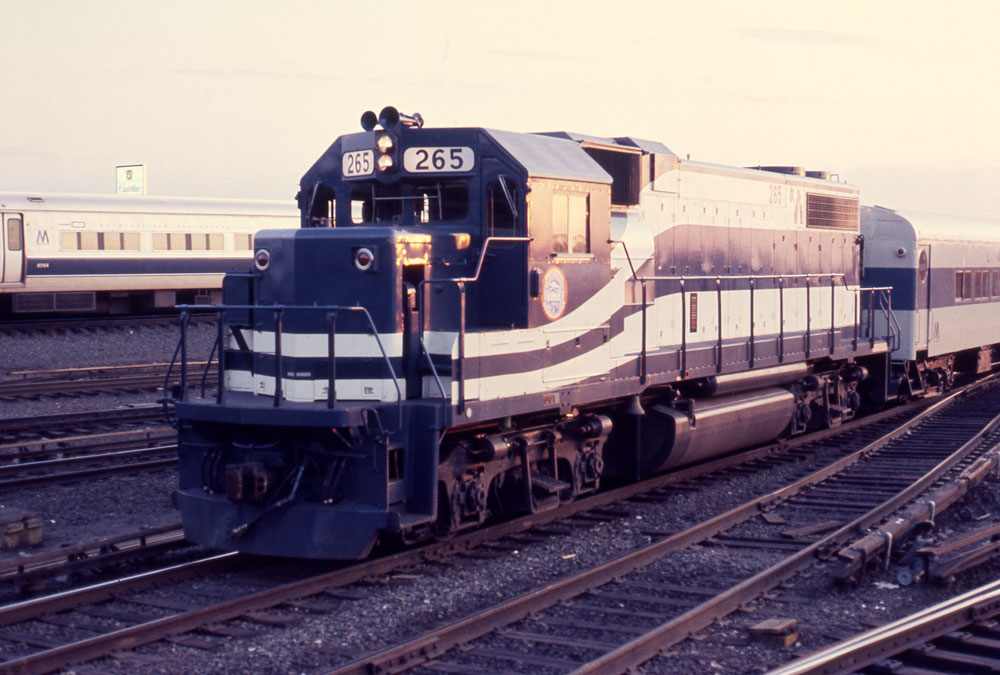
[28,257,250,276]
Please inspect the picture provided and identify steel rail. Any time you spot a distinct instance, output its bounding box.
[1,363,213,397]
[0,405,163,435]
[0,443,175,473]
[324,381,996,674]
[0,553,240,629]
[0,429,175,464]
[0,525,189,593]
[574,395,1000,673]
[0,314,214,335]
[0,373,216,399]
[0,450,177,489]
[768,578,1000,674]
[0,393,939,673]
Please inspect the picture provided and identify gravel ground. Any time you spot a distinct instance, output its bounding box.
[2,325,999,674]
[0,322,217,420]
[0,322,215,562]
[87,428,1000,674]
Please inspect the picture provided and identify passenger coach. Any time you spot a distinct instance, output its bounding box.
[861,205,1000,394]
[0,193,298,315]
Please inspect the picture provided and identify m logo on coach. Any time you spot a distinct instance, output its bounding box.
[36,230,49,245]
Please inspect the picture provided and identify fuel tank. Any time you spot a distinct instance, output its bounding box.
[633,387,796,475]
[683,363,808,398]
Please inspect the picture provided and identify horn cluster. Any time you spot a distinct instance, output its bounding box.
[360,106,424,131]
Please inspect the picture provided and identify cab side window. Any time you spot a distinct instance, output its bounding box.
[486,178,518,238]
[552,191,589,254]
[306,185,336,227]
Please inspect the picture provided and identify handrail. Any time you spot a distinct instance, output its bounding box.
[609,238,897,381]
[419,336,448,400]
[612,237,857,285]
[168,303,403,435]
[417,235,533,411]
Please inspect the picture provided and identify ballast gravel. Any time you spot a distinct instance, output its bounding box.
[1,324,998,674]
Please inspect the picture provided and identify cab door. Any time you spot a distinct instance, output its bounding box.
[476,162,527,328]
[1,213,25,283]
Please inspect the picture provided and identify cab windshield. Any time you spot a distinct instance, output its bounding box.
[350,181,469,226]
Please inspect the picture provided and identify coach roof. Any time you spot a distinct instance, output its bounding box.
[863,205,1000,245]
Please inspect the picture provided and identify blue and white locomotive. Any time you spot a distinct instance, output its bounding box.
[168,107,983,559]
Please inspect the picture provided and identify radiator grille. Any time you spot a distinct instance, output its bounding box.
[806,193,859,230]
[583,147,640,206]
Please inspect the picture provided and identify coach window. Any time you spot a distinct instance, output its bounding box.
[123,232,140,250]
[552,191,589,254]
[80,231,99,251]
[235,233,252,250]
[104,232,122,250]
[153,233,168,250]
[208,234,224,250]
[6,217,22,251]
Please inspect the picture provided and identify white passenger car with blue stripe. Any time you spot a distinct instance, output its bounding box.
[0,193,298,314]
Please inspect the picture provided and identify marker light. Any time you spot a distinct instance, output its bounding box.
[254,248,270,271]
[354,247,374,271]
[376,133,395,154]
[376,154,395,172]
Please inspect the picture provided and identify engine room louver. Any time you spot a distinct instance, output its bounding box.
[806,193,859,230]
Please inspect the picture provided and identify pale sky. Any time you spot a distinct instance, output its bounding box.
[2,0,998,220]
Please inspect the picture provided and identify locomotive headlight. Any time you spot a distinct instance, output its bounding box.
[376,133,395,154]
[375,132,396,172]
[354,247,375,272]
[254,248,271,271]
[376,154,395,172]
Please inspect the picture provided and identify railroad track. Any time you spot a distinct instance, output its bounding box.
[0,427,174,464]
[0,363,215,400]
[0,399,923,602]
[0,313,212,336]
[0,444,177,490]
[322,380,1000,674]
[772,578,1000,674]
[0,411,177,488]
[0,405,165,441]
[0,389,959,673]
[0,525,190,599]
